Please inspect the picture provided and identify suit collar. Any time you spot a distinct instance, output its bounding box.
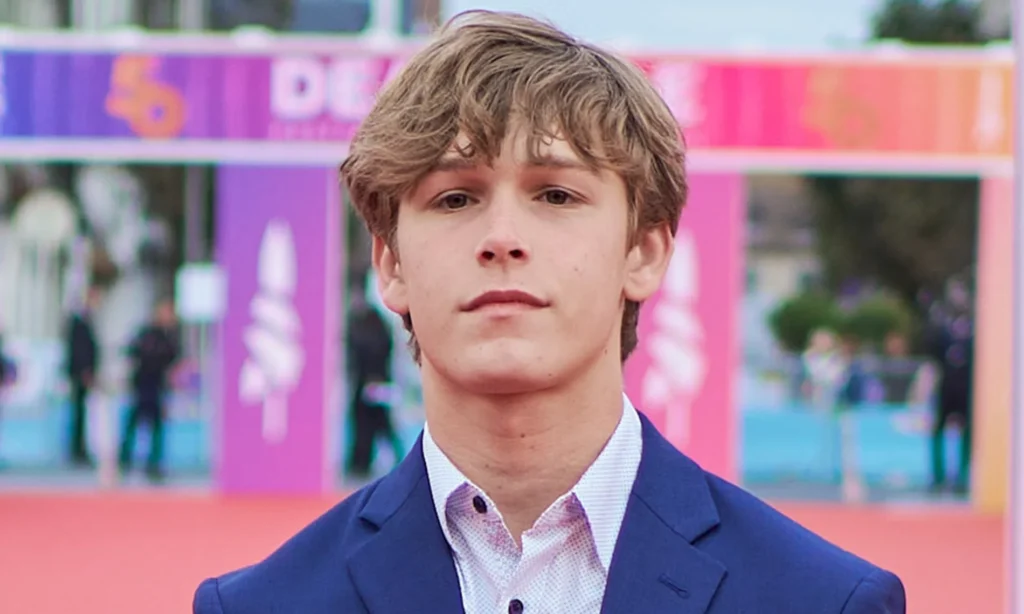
[631,413,721,542]
[348,435,465,614]
[601,413,726,614]
[353,434,428,528]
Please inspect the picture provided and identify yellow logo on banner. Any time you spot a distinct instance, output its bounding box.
[802,67,881,150]
[105,55,187,139]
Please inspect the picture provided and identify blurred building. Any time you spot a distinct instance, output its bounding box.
[288,0,439,33]
[979,0,1010,39]
[0,0,64,27]
[746,175,820,303]
[741,176,821,367]
[0,0,440,32]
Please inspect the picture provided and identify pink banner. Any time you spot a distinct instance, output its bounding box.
[633,57,1011,158]
[624,173,744,482]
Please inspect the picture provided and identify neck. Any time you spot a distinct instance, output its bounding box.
[422,353,624,541]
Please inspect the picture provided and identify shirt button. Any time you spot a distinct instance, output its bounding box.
[472,495,487,514]
[508,599,524,614]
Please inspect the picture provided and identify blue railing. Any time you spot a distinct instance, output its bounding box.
[0,395,948,488]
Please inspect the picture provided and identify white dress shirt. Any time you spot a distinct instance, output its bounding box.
[422,395,643,614]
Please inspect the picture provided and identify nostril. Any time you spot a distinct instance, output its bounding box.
[509,249,524,259]
[481,251,496,261]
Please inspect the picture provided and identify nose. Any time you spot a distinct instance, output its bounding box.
[475,196,530,266]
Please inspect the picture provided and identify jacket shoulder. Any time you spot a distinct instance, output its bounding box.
[701,474,903,612]
[192,483,380,614]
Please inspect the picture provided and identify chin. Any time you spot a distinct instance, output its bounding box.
[443,340,562,395]
[458,368,552,395]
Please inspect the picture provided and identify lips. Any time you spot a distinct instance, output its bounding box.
[462,290,549,311]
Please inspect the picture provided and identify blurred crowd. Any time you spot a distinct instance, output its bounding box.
[0,287,181,482]
[799,276,975,499]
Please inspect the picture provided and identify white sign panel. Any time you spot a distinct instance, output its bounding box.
[175,263,227,324]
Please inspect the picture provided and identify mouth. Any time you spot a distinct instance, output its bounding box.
[462,290,549,312]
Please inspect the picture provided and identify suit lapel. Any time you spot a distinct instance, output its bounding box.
[347,436,465,614]
[601,414,726,614]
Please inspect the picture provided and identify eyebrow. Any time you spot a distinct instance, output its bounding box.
[428,154,597,175]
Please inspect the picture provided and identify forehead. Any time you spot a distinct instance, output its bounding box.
[433,128,602,173]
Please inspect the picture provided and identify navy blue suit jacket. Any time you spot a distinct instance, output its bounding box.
[194,414,905,613]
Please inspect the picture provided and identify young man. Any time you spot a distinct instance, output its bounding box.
[194,11,905,614]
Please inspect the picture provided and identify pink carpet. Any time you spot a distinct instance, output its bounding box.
[0,493,1005,614]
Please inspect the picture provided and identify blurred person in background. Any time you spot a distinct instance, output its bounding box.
[883,330,909,359]
[0,328,12,462]
[802,329,847,410]
[119,300,180,483]
[837,334,866,408]
[925,277,975,495]
[802,328,847,482]
[880,330,918,402]
[802,329,865,499]
[345,284,403,481]
[835,334,866,501]
[65,286,102,468]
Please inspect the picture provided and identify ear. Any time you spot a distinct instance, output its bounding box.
[371,235,410,317]
[623,223,674,302]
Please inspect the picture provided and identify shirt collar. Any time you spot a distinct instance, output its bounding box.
[421,393,643,571]
[421,422,469,550]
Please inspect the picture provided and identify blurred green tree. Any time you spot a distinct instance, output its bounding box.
[768,291,843,353]
[809,176,979,306]
[840,294,915,349]
[872,0,990,43]
[805,0,1006,308]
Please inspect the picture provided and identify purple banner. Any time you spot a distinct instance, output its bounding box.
[0,50,404,141]
[215,165,341,495]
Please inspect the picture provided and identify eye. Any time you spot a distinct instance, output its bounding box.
[539,189,574,206]
[436,192,472,211]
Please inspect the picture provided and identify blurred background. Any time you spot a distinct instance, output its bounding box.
[0,0,1015,612]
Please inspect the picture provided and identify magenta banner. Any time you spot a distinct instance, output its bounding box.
[215,165,341,495]
[624,173,745,482]
[1,48,1010,162]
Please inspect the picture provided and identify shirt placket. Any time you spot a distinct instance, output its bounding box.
[501,500,579,613]
[453,489,522,612]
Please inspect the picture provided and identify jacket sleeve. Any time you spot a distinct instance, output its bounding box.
[193,578,227,614]
[841,568,906,614]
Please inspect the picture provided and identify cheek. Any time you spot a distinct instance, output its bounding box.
[400,238,458,312]
[561,239,628,308]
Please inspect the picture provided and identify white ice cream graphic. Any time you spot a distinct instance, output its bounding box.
[641,231,707,449]
[239,220,305,444]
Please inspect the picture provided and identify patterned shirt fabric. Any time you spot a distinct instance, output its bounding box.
[422,394,643,614]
